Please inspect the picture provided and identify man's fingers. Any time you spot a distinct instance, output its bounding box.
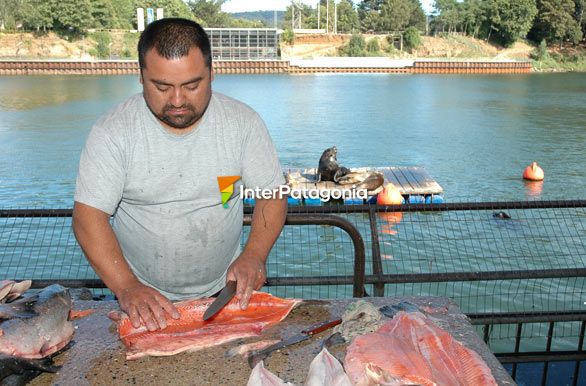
[128,306,141,328]
[235,275,248,301]
[240,285,254,310]
[136,303,158,331]
[158,296,180,320]
[149,301,168,330]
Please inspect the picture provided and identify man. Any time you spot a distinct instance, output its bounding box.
[72,18,287,332]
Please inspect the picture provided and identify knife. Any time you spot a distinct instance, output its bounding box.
[202,280,237,321]
[247,317,342,368]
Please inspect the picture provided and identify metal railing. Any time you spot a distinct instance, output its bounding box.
[2,200,586,384]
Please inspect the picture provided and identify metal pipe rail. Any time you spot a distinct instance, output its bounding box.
[468,310,586,386]
[0,209,367,298]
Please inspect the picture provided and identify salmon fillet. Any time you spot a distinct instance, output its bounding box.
[111,292,300,360]
[345,311,498,386]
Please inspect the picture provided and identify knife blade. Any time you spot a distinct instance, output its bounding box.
[203,280,237,321]
[247,317,342,368]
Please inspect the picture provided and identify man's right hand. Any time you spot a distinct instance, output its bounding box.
[116,282,180,331]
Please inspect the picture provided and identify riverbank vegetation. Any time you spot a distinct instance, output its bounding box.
[0,0,584,70]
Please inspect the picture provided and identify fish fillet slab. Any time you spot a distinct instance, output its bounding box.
[112,292,300,360]
[345,311,498,386]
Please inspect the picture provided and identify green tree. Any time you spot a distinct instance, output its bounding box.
[0,0,22,30]
[92,0,119,29]
[112,0,135,29]
[188,0,229,26]
[358,0,383,32]
[434,0,460,33]
[18,0,54,32]
[530,0,582,47]
[53,0,93,36]
[460,0,485,37]
[379,0,414,32]
[407,0,426,30]
[484,0,538,46]
[284,3,314,30]
[336,0,359,33]
[576,0,586,38]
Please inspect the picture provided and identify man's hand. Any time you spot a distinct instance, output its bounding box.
[226,253,266,310]
[116,282,180,331]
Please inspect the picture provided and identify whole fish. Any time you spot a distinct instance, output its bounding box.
[0,284,74,359]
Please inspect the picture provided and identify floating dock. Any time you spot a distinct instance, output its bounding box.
[283,166,444,205]
[0,59,532,75]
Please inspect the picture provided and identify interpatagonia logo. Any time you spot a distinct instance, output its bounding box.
[217,176,241,208]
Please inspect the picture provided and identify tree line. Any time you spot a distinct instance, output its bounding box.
[0,0,584,47]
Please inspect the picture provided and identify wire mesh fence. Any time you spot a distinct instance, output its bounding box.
[1,201,586,360]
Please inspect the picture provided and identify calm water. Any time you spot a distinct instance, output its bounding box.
[1,73,586,207]
[2,74,586,359]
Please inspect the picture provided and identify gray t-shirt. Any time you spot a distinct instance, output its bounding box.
[74,92,285,300]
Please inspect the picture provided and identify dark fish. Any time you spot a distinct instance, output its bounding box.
[379,301,422,318]
[0,354,60,386]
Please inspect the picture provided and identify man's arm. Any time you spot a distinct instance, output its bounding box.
[72,201,179,330]
[226,196,287,309]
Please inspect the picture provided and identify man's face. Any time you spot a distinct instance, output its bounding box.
[141,47,213,132]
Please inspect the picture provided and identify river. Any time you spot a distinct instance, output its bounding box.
[1,73,586,207]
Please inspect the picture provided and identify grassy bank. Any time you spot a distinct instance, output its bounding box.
[532,52,586,72]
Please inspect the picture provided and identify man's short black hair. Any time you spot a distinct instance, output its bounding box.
[138,18,212,70]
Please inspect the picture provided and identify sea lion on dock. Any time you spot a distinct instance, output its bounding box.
[317,146,350,182]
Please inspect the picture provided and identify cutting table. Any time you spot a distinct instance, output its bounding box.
[30,296,515,386]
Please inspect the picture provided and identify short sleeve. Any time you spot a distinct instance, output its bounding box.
[74,119,125,215]
[240,113,285,191]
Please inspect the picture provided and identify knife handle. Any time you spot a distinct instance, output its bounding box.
[302,318,342,336]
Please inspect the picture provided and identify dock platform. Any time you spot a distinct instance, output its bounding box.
[283,166,444,205]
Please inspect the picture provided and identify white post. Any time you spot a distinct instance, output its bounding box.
[137,8,145,32]
[326,0,329,33]
[156,8,164,20]
[317,1,320,30]
[334,3,337,34]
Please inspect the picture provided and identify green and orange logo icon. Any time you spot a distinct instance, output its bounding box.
[217,176,241,208]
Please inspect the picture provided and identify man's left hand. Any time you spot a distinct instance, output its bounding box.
[226,253,266,310]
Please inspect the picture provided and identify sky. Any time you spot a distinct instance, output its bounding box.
[221,0,435,15]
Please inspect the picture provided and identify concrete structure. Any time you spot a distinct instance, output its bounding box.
[206,28,279,60]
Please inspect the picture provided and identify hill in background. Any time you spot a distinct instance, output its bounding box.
[230,11,285,29]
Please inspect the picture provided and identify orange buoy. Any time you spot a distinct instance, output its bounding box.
[377,183,404,205]
[523,162,544,181]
